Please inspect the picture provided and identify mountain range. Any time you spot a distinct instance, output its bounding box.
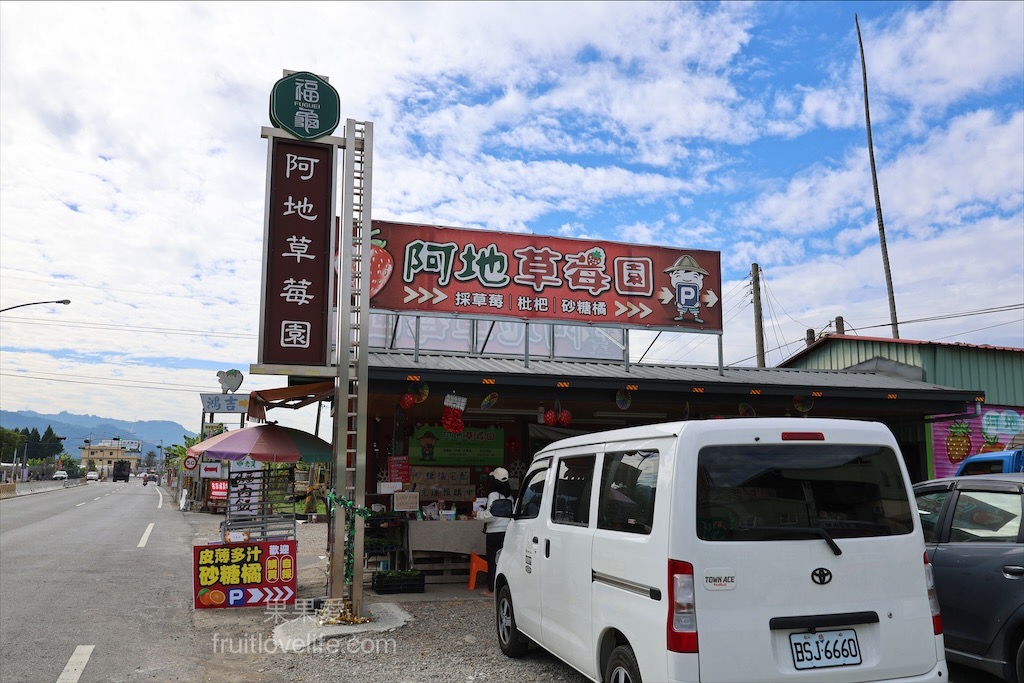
[0,409,196,459]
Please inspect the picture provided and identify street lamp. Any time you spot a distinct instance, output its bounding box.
[0,299,71,313]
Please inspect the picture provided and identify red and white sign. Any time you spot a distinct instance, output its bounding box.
[209,480,228,500]
[360,221,723,332]
[193,539,297,609]
[199,462,224,479]
[183,455,199,471]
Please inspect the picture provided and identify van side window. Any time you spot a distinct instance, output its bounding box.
[516,468,548,520]
[597,449,658,534]
[551,456,595,526]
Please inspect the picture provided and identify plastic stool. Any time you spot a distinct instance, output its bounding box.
[468,552,488,590]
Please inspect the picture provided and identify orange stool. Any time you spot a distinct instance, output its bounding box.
[468,552,488,590]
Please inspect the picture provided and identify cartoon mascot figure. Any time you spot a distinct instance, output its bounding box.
[665,254,708,323]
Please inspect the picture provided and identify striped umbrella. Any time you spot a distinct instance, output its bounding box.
[186,423,332,463]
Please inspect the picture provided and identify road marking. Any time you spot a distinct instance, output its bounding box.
[94,497,101,501]
[156,487,164,509]
[76,502,86,507]
[138,522,155,548]
[56,644,93,683]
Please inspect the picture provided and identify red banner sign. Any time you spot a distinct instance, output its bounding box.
[260,137,335,365]
[193,539,297,608]
[363,221,722,331]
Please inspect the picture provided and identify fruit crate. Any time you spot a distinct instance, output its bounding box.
[371,571,425,594]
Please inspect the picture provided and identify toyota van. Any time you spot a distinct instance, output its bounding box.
[492,418,946,682]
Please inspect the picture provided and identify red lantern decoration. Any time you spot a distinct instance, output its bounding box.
[507,438,520,453]
[558,409,572,426]
[399,393,415,410]
[544,409,557,426]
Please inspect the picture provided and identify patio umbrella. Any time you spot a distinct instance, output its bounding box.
[186,423,333,463]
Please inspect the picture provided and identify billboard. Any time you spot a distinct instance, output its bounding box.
[362,221,722,332]
[259,136,335,366]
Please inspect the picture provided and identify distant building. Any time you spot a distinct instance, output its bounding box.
[79,439,140,474]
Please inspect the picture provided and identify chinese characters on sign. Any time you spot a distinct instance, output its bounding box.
[260,138,334,365]
[362,221,723,332]
[228,459,260,516]
[268,71,341,141]
[409,466,478,500]
[200,393,250,414]
[193,540,297,609]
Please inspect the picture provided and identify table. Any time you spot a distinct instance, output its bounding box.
[407,519,486,556]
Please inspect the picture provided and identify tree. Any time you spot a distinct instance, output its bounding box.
[40,426,64,459]
[163,435,201,468]
[0,427,26,461]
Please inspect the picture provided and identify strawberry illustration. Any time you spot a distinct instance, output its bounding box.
[367,229,393,297]
[585,248,604,266]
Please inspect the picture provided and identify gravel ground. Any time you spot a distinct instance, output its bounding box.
[184,511,588,682]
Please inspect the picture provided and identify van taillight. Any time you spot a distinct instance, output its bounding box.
[923,552,942,635]
[781,432,825,441]
[667,560,698,653]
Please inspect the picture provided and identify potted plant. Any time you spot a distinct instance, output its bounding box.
[371,569,425,594]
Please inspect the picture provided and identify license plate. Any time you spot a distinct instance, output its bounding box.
[789,629,861,670]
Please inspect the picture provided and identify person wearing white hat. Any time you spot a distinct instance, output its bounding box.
[477,467,512,595]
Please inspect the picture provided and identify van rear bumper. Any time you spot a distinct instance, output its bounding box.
[663,659,948,682]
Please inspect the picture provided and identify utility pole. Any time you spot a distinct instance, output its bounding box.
[856,14,899,338]
[752,263,766,368]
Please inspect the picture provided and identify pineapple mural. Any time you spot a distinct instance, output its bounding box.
[944,421,972,463]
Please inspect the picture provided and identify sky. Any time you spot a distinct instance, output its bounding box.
[1,1,1022,444]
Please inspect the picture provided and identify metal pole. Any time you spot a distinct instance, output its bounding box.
[752,263,766,368]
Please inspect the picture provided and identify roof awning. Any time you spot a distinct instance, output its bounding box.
[247,381,334,422]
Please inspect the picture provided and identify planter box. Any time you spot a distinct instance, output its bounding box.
[372,572,425,594]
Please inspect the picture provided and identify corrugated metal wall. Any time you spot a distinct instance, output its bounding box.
[926,346,1024,406]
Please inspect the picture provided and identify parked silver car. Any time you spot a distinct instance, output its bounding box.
[914,472,1024,683]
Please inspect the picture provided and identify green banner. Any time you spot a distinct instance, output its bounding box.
[409,426,504,466]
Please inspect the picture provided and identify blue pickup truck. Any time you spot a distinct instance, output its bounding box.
[955,448,1024,476]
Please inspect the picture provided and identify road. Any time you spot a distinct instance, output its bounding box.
[0,480,248,682]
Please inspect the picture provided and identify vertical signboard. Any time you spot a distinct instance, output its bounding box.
[260,138,335,365]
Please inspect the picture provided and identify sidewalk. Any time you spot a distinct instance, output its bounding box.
[182,508,490,650]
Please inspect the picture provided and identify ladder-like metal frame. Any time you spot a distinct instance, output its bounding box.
[331,119,373,614]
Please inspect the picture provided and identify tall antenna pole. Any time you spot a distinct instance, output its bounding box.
[856,14,899,339]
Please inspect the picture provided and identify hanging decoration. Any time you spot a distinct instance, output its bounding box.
[506,437,521,453]
[399,393,416,410]
[480,392,499,410]
[325,489,373,586]
[793,396,814,413]
[615,389,632,410]
[410,382,429,403]
[442,393,468,433]
[738,403,756,417]
[558,409,572,426]
[544,409,557,426]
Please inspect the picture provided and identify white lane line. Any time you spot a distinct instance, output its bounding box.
[138,522,155,548]
[156,486,164,509]
[56,644,94,683]
[76,502,86,507]
[94,497,101,501]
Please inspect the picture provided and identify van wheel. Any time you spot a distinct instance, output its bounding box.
[605,644,641,683]
[496,586,529,658]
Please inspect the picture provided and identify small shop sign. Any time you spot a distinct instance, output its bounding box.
[193,539,297,608]
[269,71,340,141]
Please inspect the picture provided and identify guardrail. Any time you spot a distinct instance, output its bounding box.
[0,479,85,499]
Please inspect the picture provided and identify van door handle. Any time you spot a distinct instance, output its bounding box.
[1003,565,1024,577]
[545,539,550,558]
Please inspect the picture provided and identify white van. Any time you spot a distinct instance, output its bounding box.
[492,418,946,683]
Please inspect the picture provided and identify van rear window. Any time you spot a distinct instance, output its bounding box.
[696,444,914,541]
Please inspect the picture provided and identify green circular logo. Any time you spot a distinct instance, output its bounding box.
[269,71,341,140]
